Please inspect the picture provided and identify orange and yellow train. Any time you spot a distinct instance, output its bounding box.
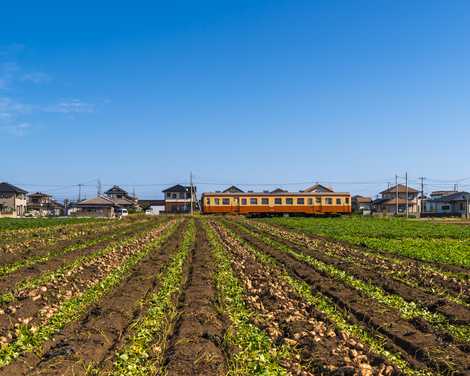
[201,191,351,215]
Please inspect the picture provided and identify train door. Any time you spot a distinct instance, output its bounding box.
[234,196,240,213]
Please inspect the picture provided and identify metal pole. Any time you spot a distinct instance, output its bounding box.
[395,175,398,216]
[405,172,409,218]
[190,172,194,216]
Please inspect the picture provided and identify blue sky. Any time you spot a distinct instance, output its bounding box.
[1,1,470,200]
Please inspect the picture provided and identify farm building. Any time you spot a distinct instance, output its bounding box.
[162,185,197,214]
[0,182,28,217]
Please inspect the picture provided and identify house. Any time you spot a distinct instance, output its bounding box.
[27,192,65,216]
[74,196,119,218]
[302,183,334,193]
[223,186,244,193]
[162,184,197,213]
[139,199,165,215]
[104,185,139,210]
[424,191,470,217]
[372,184,419,215]
[0,182,28,217]
[352,195,372,213]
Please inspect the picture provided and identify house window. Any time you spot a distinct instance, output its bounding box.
[297,198,305,205]
[286,198,293,205]
[275,198,282,205]
[261,198,269,205]
[241,198,247,205]
[316,197,321,204]
[326,198,333,205]
[442,205,450,210]
[250,198,258,205]
[171,193,177,199]
[214,198,220,205]
[222,198,230,205]
[336,198,342,205]
[307,198,313,205]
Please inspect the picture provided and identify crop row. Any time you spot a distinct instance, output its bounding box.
[0,217,100,232]
[111,219,195,375]
[0,219,179,368]
[211,220,406,376]
[0,218,157,280]
[246,219,470,311]
[264,217,470,268]
[232,220,470,345]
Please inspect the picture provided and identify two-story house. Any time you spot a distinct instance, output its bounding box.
[162,184,197,213]
[372,184,419,215]
[104,185,139,210]
[27,192,65,216]
[0,182,28,217]
[424,191,470,217]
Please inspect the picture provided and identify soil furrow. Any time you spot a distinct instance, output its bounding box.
[0,220,157,295]
[243,220,470,324]
[251,220,470,304]
[211,221,400,376]
[164,219,227,376]
[223,220,470,375]
[0,221,185,376]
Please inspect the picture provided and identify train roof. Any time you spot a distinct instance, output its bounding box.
[202,191,350,197]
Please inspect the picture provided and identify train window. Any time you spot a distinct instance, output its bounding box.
[307,198,313,205]
[261,198,269,205]
[223,198,230,205]
[206,198,210,205]
[215,198,220,205]
[297,198,304,205]
[316,197,321,204]
[336,198,341,205]
[345,197,350,204]
[286,198,293,205]
[250,198,258,205]
[241,198,247,205]
[326,197,333,205]
[274,198,282,205]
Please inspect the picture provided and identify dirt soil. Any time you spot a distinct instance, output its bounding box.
[164,219,227,376]
[222,220,470,375]
[0,221,185,376]
[243,220,470,324]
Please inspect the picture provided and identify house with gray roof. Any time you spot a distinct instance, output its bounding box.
[424,191,470,217]
[0,182,28,217]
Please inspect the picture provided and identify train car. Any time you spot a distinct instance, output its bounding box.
[201,191,351,215]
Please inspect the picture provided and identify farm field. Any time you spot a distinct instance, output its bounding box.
[0,216,467,375]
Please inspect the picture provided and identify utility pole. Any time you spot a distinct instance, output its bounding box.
[395,174,399,216]
[78,183,83,202]
[190,172,195,216]
[419,177,425,215]
[405,172,409,218]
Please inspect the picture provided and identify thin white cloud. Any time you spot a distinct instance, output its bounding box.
[45,99,95,114]
[21,72,51,84]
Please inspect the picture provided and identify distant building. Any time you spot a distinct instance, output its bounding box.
[162,184,197,213]
[105,185,139,210]
[271,188,288,193]
[372,184,419,215]
[424,191,470,217]
[352,195,372,213]
[74,196,118,218]
[0,182,28,217]
[27,192,65,216]
[139,199,165,215]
